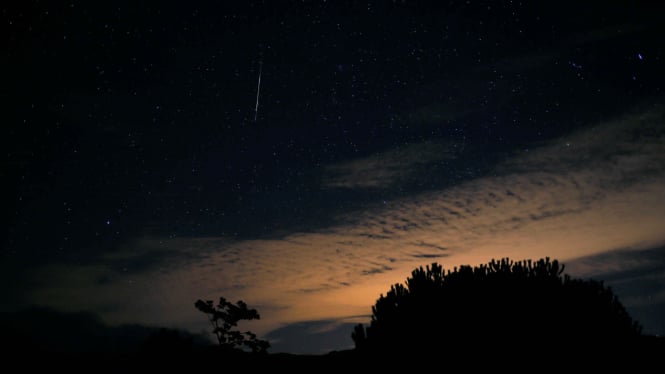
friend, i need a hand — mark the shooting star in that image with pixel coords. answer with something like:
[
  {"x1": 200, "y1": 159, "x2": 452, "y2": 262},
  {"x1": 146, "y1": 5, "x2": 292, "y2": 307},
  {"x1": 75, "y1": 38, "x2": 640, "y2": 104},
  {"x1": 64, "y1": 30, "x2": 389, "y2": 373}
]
[{"x1": 254, "y1": 60, "x2": 263, "y2": 122}]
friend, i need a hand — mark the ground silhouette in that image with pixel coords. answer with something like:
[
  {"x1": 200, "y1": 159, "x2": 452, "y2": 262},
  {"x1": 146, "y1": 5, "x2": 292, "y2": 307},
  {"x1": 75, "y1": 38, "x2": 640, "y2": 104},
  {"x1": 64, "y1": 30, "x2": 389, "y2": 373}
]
[
  {"x1": 352, "y1": 258, "x2": 643, "y2": 357},
  {"x1": 3, "y1": 261, "x2": 663, "y2": 370}
]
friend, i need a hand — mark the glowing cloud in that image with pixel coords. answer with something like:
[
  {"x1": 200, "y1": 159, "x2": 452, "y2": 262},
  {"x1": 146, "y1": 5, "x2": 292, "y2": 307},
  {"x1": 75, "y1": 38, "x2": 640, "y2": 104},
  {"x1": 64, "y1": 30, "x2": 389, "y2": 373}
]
[{"x1": 21, "y1": 106, "x2": 665, "y2": 346}]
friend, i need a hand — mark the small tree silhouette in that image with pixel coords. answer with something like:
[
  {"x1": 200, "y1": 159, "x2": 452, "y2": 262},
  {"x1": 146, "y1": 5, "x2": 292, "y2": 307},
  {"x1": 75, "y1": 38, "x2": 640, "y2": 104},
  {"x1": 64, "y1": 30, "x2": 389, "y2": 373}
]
[
  {"x1": 195, "y1": 297, "x2": 269, "y2": 353},
  {"x1": 353, "y1": 258, "x2": 642, "y2": 354}
]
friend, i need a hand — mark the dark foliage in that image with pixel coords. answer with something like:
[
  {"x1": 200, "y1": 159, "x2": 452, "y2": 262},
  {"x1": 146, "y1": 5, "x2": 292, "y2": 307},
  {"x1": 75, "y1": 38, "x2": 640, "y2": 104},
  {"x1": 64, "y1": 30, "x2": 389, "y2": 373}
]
[
  {"x1": 195, "y1": 297, "x2": 270, "y2": 353},
  {"x1": 352, "y1": 258, "x2": 642, "y2": 354}
]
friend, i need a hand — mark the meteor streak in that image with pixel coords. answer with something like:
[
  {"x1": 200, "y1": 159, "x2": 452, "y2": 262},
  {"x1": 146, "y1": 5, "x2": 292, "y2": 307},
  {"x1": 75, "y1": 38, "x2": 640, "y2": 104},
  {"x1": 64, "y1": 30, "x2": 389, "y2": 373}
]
[{"x1": 254, "y1": 60, "x2": 262, "y2": 122}]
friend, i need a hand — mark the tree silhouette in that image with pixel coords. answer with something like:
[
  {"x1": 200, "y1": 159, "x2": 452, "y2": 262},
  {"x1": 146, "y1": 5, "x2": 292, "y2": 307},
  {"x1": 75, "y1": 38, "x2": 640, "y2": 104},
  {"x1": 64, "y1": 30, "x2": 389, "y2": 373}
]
[
  {"x1": 352, "y1": 258, "x2": 642, "y2": 354},
  {"x1": 195, "y1": 297, "x2": 270, "y2": 353}
]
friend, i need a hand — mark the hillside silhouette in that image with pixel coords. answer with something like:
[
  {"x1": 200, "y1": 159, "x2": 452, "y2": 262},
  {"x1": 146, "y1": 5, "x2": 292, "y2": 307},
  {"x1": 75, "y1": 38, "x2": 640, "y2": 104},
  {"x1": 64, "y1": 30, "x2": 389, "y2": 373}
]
[{"x1": 0, "y1": 307, "x2": 208, "y2": 354}]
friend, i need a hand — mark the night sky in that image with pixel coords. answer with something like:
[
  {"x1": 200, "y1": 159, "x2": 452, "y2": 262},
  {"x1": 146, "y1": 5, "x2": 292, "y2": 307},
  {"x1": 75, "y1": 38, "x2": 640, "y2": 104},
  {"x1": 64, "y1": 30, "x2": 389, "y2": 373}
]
[{"x1": 3, "y1": 1, "x2": 665, "y2": 354}]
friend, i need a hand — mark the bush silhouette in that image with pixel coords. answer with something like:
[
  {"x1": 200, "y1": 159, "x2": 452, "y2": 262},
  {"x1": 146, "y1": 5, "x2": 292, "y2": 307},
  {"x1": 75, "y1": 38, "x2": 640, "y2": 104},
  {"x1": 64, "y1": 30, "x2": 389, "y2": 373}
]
[
  {"x1": 195, "y1": 297, "x2": 270, "y2": 353},
  {"x1": 353, "y1": 258, "x2": 641, "y2": 354}
]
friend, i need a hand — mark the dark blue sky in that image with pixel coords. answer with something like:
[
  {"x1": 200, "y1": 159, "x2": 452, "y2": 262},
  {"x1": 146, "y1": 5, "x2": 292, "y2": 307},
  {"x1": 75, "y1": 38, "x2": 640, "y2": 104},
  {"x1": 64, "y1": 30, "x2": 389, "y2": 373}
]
[{"x1": 3, "y1": 1, "x2": 665, "y2": 353}]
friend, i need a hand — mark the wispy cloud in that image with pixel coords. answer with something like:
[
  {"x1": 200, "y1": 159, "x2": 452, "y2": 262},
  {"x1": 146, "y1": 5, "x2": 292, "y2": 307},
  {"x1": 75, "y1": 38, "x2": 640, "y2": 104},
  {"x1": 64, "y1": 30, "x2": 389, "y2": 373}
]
[
  {"x1": 565, "y1": 245, "x2": 665, "y2": 334},
  {"x1": 322, "y1": 142, "x2": 456, "y2": 189},
  {"x1": 17, "y1": 105, "x2": 665, "y2": 344},
  {"x1": 266, "y1": 316, "x2": 365, "y2": 354}
]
